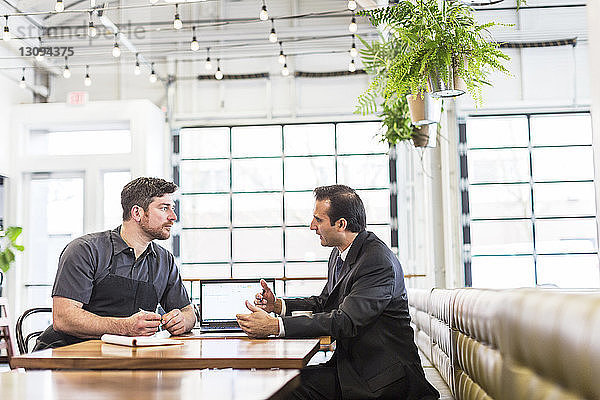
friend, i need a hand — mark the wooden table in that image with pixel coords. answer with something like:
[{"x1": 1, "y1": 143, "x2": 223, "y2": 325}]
[
  {"x1": 0, "y1": 369, "x2": 300, "y2": 400},
  {"x1": 10, "y1": 337, "x2": 320, "y2": 370}
]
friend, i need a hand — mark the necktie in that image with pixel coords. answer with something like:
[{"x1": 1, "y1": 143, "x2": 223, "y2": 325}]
[{"x1": 333, "y1": 256, "x2": 344, "y2": 287}]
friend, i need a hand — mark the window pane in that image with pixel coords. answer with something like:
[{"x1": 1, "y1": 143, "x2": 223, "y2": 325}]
[
  {"x1": 232, "y1": 159, "x2": 282, "y2": 191},
  {"x1": 103, "y1": 171, "x2": 131, "y2": 230},
  {"x1": 284, "y1": 124, "x2": 335, "y2": 156},
  {"x1": 181, "y1": 229, "x2": 230, "y2": 263},
  {"x1": 232, "y1": 126, "x2": 281, "y2": 157},
  {"x1": 285, "y1": 262, "x2": 328, "y2": 278},
  {"x1": 467, "y1": 149, "x2": 530, "y2": 183},
  {"x1": 532, "y1": 147, "x2": 594, "y2": 181},
  {"x1": 180, "y1": 127, "x2": 229, "y2": 158},
  {"x1": 537, "y1": 255, "x2": 600, "y2": 288},
  {"x1": 469, "y1": 184, "x2": 531, "y2": 219},
  {"x1": 535, "y1": 218, "x2": 597, "y2": 253},
  {"x1": 180, "y1": 264, "x2": 230, "y2": 279},
  {"x1": 470, "y1": 220, "x2": 533, "y2": 255},
  {"x1": 533, "y1": 182, "x2": 596, "y2": 217},
  {"x1": 530, "y1": 114, "x2": 592, "y2": 146},
  {"x1": 232, "y1": 228, "x2": 282, "y2": 262},
  {"x1": 29, "y1": 128, "x2": 131, "y2": 155},
  {"x1": 471, "y1": 256, "x2": 535, "y2": 288},
  {"x1": 338, "y1": 155, "x2": 389, "y2": 188},
  {"x1": 285, "y1": 280, "x2": 327, "y2": 297},
  {"x1": 181, "y1": 194, "x2": 230, "y2": 228},
  {"x1": 466, "y1": 116, "x2": 528, "y2": 148},
  {"x1": 180, "y1": 160, "x2": 230, "y2": 192},
  {"x1": 368, "y1": 225, "x2": 391, "y2": 248},
  {"x1": 358, "y1": 189, "x2": 390, "y2": 224},
  {"x1": 284, "y1": 157, "x2": 336, "y2": 191},
  {"x1": 28, "y1": 174, "x2": 84, "y2": 284},
  {"x1": 232, "y1": 193, "x2": 282, "y2": 227},
  {"x1": 233, "y1": 263, "x2": 284, "y2": 278},
  {"x1": 336, "y1": 122, "x2": 388, "y2": 154},
  {"x1": 285, "y1": 227, "x2": 332, "y2": 261},
  {"x1": 284, "y1": 192, "x2": 314, "y2": 226}
]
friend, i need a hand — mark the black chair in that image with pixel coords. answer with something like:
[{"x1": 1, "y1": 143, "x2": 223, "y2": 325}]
[{"x1": 16, "y1": 307, "x2": 52, "y2": 354}]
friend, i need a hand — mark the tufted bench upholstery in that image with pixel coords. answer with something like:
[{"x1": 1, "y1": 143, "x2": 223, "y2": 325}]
[{"x1": 407, "y1": 288, "x2": 600, "y2": 400}]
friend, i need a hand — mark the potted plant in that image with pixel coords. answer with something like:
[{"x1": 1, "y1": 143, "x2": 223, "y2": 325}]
[
  {"x1": 356, "y1": 0, "x2": 510, "y2": 135},
  {"x1": 0, "y1": 226, "x2": 24, "y2": 297}
]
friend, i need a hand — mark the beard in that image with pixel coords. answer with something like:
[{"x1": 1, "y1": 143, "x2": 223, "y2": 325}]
[{"x1": 140, "y1": 217, "x2": 171, "y2": 240}]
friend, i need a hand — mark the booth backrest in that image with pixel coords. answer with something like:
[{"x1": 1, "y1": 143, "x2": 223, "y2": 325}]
[{"x1": 407, "y1": 288, "x2": 600, "y2": 400}]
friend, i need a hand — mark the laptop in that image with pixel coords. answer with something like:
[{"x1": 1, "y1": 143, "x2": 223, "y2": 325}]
[{"x1": 198, "y1": 278, "x2": 276, "y2": 333}]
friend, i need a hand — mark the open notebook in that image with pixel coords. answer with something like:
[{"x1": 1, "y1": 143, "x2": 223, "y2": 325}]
[
  {"x1": 199, "y1": 279, "x2": 276, "y2": 333},
  {"x1": 101, "y1": 330, "x2": 183, "y2": 347}
]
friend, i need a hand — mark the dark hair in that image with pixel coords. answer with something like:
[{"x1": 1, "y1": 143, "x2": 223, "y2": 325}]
[
  {"x1": 121, "y1": 177, "x2": 178, "y2": 220},
  {"x1": 313, "y1": 185, "x2": 366, "y2": 233}
]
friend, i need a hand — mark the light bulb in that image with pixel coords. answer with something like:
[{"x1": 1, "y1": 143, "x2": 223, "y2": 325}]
[
  {"x1": 348, "y1": 59, "x2": 356, "y2": 72},
  {"x1": 259, "y1": 5, "x2": 268, "y2": 21},
  {"x1": 19, "y1": 77, "x2": 26, "y2": 88},
  {"x1": 84, "y1": 74, "x2": 92, "y2": 86},
  {"x1": 205, "y1": 57, "x2": 212, "y2": 70},
  {"x1": 269, "y1": 28, "x2": 277, "y2": 43},
  {"x1": 349, "y1": 17, "x2": 357, "y2": 33},
  {"x1": 112, "y1": 43, "x2": 121, "y2": 57},
  {"x1": 215, "y1": 68, "x2": 223, "y2": 80},
  {"x1": 191, "y1": 38, "x2": 199, "y2": 52},
  {"x1": 3, "y1": 26, "x2": 10, "y2": 41},
  {"x1": 174, "y1": 14, "x2": 182, "y2": 30},
  {"x1": 281, "y1": 64, "x2": 289, "y2": 76},
  {"x1": 278, "y1": 52, "x2": 286, "y2": 65},
  {"x1": 347, "y1": 0, "x2": 357, "y2": 11},
  {"x1": 350, "y1": 45, "x2": 358, "y2": 58},
  {"x1": 88, "y1": 23, "x2": 97, "y2": 37},
  {"x1": 36, "y1": 54, "x2": 45, "y2": 61},
  {"x1": 149, "y1": 71, "x2": 157, "y2": 83},
  {"x1": 63, "y1": 66, "x2": 71, "y2": 78},
  {"x1": 134, "y1": 62, "x2": 141, "y2": 75},
  {"x1": 55, "y1": 0, "x2": 64, "y2": 12}
]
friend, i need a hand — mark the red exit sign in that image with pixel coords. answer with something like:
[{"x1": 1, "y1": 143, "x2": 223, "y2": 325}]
[{"x1": 67, "y1": 91, "x2": 88, "y2": 105}]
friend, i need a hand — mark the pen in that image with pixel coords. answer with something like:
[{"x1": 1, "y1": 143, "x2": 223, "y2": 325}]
[{"x1": 139, "y1": 307, "x2": 164, "y2": 330}]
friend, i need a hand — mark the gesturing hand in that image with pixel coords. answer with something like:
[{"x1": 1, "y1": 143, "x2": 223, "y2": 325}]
[
  {"x1": 254, "y1": 279, "x2": 276, "y2": 313},
  {"x1": 236, "y1": 300, "x2": 279, "y2": 338},
  {"x1": 162, "y1": 308, "x2": 186, "y2": 335}
]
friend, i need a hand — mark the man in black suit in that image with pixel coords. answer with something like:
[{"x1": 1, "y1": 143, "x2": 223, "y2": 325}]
[{"x1": 236, "y1": 185, "x2": 439, "y2": 399}]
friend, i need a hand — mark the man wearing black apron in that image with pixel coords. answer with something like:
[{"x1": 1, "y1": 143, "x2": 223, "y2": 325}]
[{"x1": 35, "y1": 177, "x2": 196, "y2": 350}]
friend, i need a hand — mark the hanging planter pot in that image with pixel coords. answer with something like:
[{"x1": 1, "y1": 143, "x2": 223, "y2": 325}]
[
  {"x1": 406, "y1": 93, "x2": 442, "y2": 126},
  {"x1": 428, "y1": 63, "x2": 465, "y2": 98},
  {"x1": 411, "y1": 124, "x2": 437, "y2": 148}
]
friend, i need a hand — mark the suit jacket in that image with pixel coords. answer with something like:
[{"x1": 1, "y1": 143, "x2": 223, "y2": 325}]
[{"x1": 283, "y1": 231, "x2": 435, "y2": 399}]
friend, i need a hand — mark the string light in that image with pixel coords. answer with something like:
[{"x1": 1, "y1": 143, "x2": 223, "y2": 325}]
[
  {"x1": 205, "y1": 48, "x2": 212, "y2": 70},
  {"x1": 349, "y1": 13, "x2": 357, "y2": 33},
  {"x1": 190, "y1": 27, "x2": 199, "y2": 51},
  {"x1": 281, "y1": 63, "x2": 289, "y2": 76},
  {"x1": 19, "y1": 68, "x2": 26, "y2": 88},
  {"x1": 215, "y1": 59, "x2": 223, "y2": 80},
  {"x1": 112, "y1": 33, "x2": 121, "y2": 57},
  {"x1": 173, "y1": 4, "x2": 183, "y2": 30},
  {"x1": 348, "y1": 58, "x2": 356, "y2": 72},
  {"x1": 84, "y1": 65, "x2": 92, "y2": 86},
  {"x1": 149, "y1": 62, "x2": 157, "y2": 83},
  {"x1": 350, "y1": 34, "x2": 358, "y2": 58},
  {"x1": 347, "y1": 0, "x2": 357, "y2": 11},
  {"x1": 55, "y1": 0, "x2": 64, "y2": 12},
  {"x1": 134, "y1": 53, "x2": 141, "y2": 75},
  {"x1": 259, "y1": 0, "x2": 269, "y2": 21},
  {"x1": 88, "y1": 12, "x2": 97, "y2": 37},
  {"x1": 276, "y1": 41, "x2": 286, "y2": 65},
  {"x1": 63, "y1": 56, "x2": 71, "y2": 78},
  {"x1": 268, "y1": 19, "x2": 277, "y2": 43},
  {"x1": 3, "y1": 16, "x2": 11, "y2": 41}
]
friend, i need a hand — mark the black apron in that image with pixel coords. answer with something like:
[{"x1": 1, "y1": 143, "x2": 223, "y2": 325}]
[{"x1": 33, "y1": 235, "x2": 159, "y2": 351}]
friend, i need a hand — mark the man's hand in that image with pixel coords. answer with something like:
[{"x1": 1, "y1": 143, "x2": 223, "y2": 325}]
[
  {"x1": 236, "y1": 300, "x2": 280, "y2": 338},
  {"x1": 125, "y1": 311, "x2": 161, "y2": 336},
  {"x1": 254, "y1": 279, "x2": 280, "y2": 313},
  {"x1": 162, "y1": 308, "x2": 186, "y2": 335}
]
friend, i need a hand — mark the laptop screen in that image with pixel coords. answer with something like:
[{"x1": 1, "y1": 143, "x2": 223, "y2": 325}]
[{"x1": 200, "y1": 279, "x2": 276, "y2": 324}]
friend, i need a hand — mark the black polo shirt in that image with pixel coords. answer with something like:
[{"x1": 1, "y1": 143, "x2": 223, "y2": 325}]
[{"x1": 52, "y1": 227, "x2": 190, "y2": 312}]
